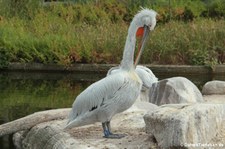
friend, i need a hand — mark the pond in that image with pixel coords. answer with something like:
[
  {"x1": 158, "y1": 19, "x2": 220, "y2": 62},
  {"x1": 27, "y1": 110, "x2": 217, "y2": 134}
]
[{"x1": 0, "y1": 70, "x2": 224, "y2": 149}]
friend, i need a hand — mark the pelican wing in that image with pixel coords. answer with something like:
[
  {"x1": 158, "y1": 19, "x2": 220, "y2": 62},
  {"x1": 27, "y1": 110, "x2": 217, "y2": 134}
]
[{"x1": 67, "y1": 72, "x2": 128, "y2": 124}]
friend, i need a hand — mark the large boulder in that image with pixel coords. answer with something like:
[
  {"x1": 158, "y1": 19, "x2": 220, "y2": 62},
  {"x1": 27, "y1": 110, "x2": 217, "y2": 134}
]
[
  {"x1": 202, "y1": 80, "x2": 225, "y2": 95},
  {"x1": 148, "y1": 77, "x2": 204, "y2": 105},
  {"x1": 144, "y1": 103, "x2": 225, "y2": 149}
]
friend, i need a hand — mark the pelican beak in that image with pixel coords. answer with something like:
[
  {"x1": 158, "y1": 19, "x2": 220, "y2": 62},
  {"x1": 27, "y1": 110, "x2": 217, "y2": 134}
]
[{"x1": 134, "y1": 25, "x2": 150, "y2": 67}]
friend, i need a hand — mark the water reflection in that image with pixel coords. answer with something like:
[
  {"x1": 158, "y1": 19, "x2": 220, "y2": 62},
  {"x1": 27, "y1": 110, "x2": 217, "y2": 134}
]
[
  {"x1": 0, "y1": 72, "x2": 97, "y2": 149},
  {"x1": 0, "y1": 71, "x2": 224, "y2": 149}
]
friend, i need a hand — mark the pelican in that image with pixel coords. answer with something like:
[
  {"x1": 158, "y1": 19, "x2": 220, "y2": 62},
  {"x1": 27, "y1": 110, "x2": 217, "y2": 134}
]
[{"x1": 64, "y1": 9, "x2": 157, "y2": 139}]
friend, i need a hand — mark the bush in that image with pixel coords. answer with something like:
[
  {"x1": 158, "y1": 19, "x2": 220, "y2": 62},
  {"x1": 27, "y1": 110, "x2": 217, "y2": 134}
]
[
  {"x1": 203, "y1": 0, "x2": 225, "y2": 18},
  {"x1": 0, "y1": 0, "x2": 41, "y2": 19}
]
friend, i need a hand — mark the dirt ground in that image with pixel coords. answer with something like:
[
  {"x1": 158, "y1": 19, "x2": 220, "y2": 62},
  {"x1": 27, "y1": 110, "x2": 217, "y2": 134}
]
[
  {"x1": 68, "y1": 124, "x2": 157, "y2": 149},
  {"x1": 64, "y1": 102, "x2": 158, "y2": 149}
]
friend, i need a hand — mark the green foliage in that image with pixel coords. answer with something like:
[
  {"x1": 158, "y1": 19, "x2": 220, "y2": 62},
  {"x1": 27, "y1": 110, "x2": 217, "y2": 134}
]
[
  {"x1": 0, "y1": 48, "x2": 10, "y2": 68},
  {"x1": 0, "y1": 0, "x2": 224, "y2": 67},
  {"x1": 142, "y1": 19, "x2": 225, "y2": 65},
  {"x1": 203, "y1": 0, "x2": 225, "y2": 18},
  {"x1": 0, "y1": 0, "x2": 42, "y2": 19}
]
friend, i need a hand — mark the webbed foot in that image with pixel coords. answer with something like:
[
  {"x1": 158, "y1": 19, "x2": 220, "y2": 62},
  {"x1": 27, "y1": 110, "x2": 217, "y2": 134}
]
[
  {"x1": 104, "y1": 133, "x2": 126, "y2": 139},
  {"x1": 102, "y1": 121, "x2": 125, "y2": 139}
]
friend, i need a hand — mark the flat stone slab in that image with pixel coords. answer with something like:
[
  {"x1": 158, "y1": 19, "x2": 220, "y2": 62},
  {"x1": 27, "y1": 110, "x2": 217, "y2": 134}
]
[
  {"x1": 144, "y1": 103, "x2": 225, "y2": 149},
  {"x1": 13, "y1": 102, "x2": 158, "y2": 149},
  {"x1": 67, "y1": 102, "x2": 159, "y2": 149},
  {"x1": 202, "y1": 80, "x2": 225, "y2": 95}
]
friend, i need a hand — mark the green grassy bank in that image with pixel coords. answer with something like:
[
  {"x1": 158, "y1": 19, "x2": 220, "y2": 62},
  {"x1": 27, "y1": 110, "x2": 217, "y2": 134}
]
[{"x1": 0, "y1": 0, "x2": 225, "y2": 68}]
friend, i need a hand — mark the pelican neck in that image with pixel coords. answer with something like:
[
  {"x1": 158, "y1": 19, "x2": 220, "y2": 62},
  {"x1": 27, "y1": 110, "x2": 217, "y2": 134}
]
[{"x1": 120, "y1": 20, "x2": 138, "y2": 71}]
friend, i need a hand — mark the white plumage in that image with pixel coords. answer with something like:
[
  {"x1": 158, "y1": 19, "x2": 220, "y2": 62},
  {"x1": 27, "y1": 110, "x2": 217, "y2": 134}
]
[
  {"x1": 65, "y1": 8, "x2": 157, "y2": 138},
  {"x1": 107, "y1": 65, "x2": 158, "y2": 102},
  {"x1": 107, "y1": 65, "x2": 158, "y2": 91},
  {"x1": 67, "y1": 71, "x2": 141, "y2": 127}
]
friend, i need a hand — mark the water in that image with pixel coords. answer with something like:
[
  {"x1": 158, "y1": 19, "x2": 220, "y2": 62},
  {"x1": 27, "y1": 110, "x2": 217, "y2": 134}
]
[
  {"x1": 0, "y1": 71, "x2": 224, "y2": 149},
  {"x1": 0, "y1": 71, "x2": 104, "y2": 149}
]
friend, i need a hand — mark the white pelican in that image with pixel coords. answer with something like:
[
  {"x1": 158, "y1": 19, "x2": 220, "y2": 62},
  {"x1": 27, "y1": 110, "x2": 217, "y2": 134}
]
[{"x1": 65, "y1": 9, "x2": 157, "y2": 138}]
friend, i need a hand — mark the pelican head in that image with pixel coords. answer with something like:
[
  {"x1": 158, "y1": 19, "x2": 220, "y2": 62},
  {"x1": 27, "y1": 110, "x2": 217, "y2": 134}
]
[
  {"x1": 135, "y1": 9, "x2": 157, "y2": 31},
  {"x1": 121, "y1": 8, "x2": 157, "y2": 70},
  {"x1": 133, "y1": 9, "x2": 157, "y2": 66}
]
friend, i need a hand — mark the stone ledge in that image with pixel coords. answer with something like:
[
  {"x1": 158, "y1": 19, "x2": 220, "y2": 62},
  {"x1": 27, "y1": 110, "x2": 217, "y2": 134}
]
[{"x1": 1, "y1": 63, "x2": 220, "y2": 75}]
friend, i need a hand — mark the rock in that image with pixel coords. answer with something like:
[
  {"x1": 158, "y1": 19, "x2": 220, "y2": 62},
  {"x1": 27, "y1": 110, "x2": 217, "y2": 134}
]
[
  {"x1": 144, "y1": 103, "x2": 225, "y2": 149},
  {"x1": 130, "y1": 101, "x2": 159, "y2": 112},
  {"x1": 136, "y1": 88, "x2": 151, "y2": 102},
  {"x1": 13, "y1": 102, "x2": 159, "y2": 149},
  {"x1": 148, "y1": 77, "x2": 204, "y2": 105},
  {"x1": 67, "y1": 102, "x2": 159, "y2": 149},
  {"x1": 202, "y1": 80, "x2": 225, "y2": 95},
  {"x1": 204, "y1": 95, "x2": 225, "y2": 104},
  {"x1": 13, "y1": 120, "x2": 85, "y2": 149},
  {"x1": 13, "y1": 130, "x2": 28, "y2": 149},
  {"x1": 112, "y1": 101, "x2": 159, "y2": 129}
]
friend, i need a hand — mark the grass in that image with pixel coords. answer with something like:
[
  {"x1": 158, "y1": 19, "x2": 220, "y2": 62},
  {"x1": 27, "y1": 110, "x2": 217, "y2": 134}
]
[
  {"x1": 144, "y1": 19, "x2": 225, "y2": 66},
  {"x1": 0, "y1": 12, "x2": 127, "y2": 66},
  {"x1": 0, "y1": 1, "x2": 225, "y2": 67}
]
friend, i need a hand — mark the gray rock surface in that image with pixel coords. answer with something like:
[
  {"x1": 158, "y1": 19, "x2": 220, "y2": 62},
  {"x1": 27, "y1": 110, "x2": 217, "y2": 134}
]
[
  {"x1": 148, "y1": 77, "x2": 204, "y2": 105},
  {"x1": 144, "y1": 103, "x2": 225, "y2": 149},
  {"x1": 13, "y1": 102, "x2": 159, "y2": 149},
  {"x1": 13, "y1": 120, "x2": 84, "y2": 149},
  {"x1": 204, "y1": 94, "x2": 225, "y2": 104},
  {"x1": 67, "y1": 101, "x2": 159, "y2": 149},
  {"x1": 202, "y1": 80, "x2": 225, "y2": 95}
]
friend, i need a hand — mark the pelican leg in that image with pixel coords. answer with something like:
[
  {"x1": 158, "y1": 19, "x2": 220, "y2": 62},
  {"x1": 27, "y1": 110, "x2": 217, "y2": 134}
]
[
  {"x1": 102, "y1": 122, "x2": 110, "y2": 136},
  {"x1": 102, "y1": 121, "x2": 126, "y2": 139},
  {"x1": 106, "y1": 121, "x2": 112, "y2": 134}
]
